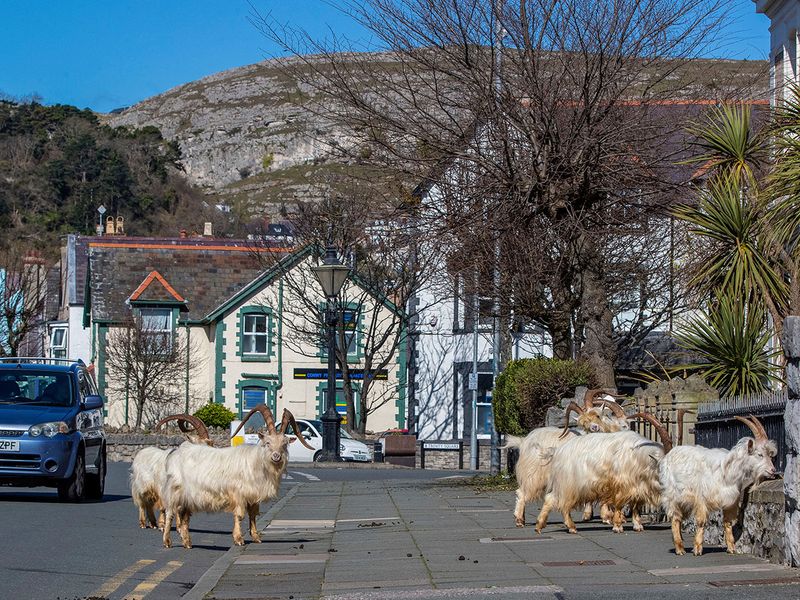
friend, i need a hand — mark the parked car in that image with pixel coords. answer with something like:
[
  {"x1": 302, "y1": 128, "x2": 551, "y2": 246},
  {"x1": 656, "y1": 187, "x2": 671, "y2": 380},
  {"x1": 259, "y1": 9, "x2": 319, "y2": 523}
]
[
  {"x1": 278, "y1": 418, "x2": 372, "y2": 462},
  {"x1": 0, "y1": 358, "x2": 106, "y2": 501}
]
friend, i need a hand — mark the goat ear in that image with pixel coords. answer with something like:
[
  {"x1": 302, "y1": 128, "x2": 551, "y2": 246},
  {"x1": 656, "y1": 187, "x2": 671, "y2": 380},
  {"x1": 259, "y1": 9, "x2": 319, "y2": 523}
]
[
  {"x1": 288, "y1": 437, "x2": 297, "y2": 445},
  {"x1": 746, "y1": 438, "x2": 754, "y2": 453},
  {"x1": 258, "y1": 430, "x2": 266, "y2": 441}
]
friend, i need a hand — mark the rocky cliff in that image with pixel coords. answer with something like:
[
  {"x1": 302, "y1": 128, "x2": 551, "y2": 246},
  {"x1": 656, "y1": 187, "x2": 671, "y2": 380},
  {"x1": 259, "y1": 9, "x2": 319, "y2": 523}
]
[{"x1": 109, "y1": 55, "x2": 768, "y2": 215}]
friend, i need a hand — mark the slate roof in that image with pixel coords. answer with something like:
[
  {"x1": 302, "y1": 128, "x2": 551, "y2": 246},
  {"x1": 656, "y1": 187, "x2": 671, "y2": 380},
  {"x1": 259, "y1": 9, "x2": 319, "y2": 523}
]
[{"x1": 86, "y1": 237, "x2": 291, "y2": 322}]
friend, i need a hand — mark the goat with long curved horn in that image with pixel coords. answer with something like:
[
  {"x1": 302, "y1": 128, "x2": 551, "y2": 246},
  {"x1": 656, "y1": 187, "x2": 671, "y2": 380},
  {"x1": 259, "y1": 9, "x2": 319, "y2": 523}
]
[
  {"x1": 734, "y1": 414, "x2": 768, "y2": 440},
  {"x1": 559, "y1": 401, "x2": 585, "y2": 439},
  {"x1": 677, "y1": 409, "x2": 695, "y2": 445},
  {"x1": 156, "y1": 414, "x2": 210, "y2": 442},
  {"x1": 279, "y1": 408, "x2": 315, "y2": 450},
  {"x1": 230, "y1": 403, "x2": 277, "y2": 438},
  {"x1": 629, "y1": 412, "x2": 673, "y2": 453}
]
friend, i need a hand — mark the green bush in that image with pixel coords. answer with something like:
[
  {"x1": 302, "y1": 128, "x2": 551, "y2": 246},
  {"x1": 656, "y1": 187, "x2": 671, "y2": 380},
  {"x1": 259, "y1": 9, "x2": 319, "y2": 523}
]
[
  {"x1": 492, "y1": 358, "x2": 598, "y2": 435},
  {"x1": 193, "y1": 402, "x2": 236, "y2": 429}
]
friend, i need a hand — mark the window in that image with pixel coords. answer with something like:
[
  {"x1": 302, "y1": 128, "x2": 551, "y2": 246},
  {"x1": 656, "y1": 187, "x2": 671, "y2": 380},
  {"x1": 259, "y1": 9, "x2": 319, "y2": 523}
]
[
  {"x1": 140, "y1": 308, "x2": 173, "y2": 354},
  {"x1": 49, "y1": 327, "x2": 67, "y2": 359},
  {"x1": 340, "y1": 310, "x2": 358, "y2": 354},
  {"x1": 242, "y1": 314, "x2": 268, "y2": 355}
]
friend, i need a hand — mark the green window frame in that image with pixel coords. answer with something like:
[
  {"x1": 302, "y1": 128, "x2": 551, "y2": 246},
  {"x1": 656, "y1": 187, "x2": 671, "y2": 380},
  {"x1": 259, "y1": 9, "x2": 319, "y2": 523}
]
[{"x1": 236, "y1": 306, "x2": 275, "y2": 362}]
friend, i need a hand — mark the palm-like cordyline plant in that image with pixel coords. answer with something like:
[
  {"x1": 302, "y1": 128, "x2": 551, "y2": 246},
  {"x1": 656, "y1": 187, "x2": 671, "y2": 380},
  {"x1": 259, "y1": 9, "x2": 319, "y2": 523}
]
[
  {"x1": 673, "y1": 102, "x2": 785, "y2": 394},
  {"x1": 675, "y1": 295, "x2": 781, "y2": 396}
]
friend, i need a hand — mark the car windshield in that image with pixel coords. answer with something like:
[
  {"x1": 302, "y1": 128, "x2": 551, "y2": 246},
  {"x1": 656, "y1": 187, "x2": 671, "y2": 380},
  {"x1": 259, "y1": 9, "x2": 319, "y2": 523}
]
[
  {"x1": 0, "y1": 371, "x2": 73, "y2": 407},
  {"x1": 306, "y1": 419, "x2": 353, "y2": 439}
]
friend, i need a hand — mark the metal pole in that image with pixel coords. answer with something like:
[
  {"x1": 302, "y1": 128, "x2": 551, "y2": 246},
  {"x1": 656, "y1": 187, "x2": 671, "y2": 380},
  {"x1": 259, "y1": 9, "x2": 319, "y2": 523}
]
[
  {"x1": 470, "y1": 287, "x2": 479, "y2": 470},
  {"x1": 320, "y1": 300, "x2": 341, "y2": 461}
]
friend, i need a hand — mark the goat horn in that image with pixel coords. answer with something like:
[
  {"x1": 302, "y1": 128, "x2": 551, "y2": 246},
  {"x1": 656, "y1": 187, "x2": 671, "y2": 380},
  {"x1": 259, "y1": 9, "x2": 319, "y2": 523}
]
[
  {"x1": 630, "y1": 412, "x2": 673, "y2": 453},
  {"x1": 231, "y1": 403, "x2": 277, "y2": 439},
  {"x1": 676, "y1": 409, "x2": 695, "y2": 446},
  {"x1": 280, "y1": 408, "x2": 315, "y2": 450},
  {"x1": 559, "y1": 401, "x2": 584, "y2": 439},
  {"x1": 734, "y1": 415, "x2": 767, "y2": 440},
  {"x1": 155, "y1": 414, "x2": 210, "y2": 440},
  {"x1": 596, "y1": 399, "x2": 626, "y2": 419},
  {"x1": 583, "y1": 389, "x2": 602, "y2": 410}
]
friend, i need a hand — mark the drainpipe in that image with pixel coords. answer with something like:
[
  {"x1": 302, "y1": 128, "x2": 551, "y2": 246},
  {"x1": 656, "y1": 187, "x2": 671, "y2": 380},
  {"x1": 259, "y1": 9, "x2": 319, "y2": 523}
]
[
  {"x1": 185, "y1": 322, "x2": 190, "y2": 414},
  {"x1": 276, "y1": 280, "x2": 284, "y2": 403}
]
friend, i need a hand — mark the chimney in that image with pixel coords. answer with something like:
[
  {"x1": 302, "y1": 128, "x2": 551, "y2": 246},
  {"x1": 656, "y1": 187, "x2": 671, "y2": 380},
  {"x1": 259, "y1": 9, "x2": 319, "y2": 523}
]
[
  {"x1": 179, "y1": 229, "x2": 188, "y2": 238},
  {"x1": 203, "y1": 222, "x2": 213, "y2": 237}
]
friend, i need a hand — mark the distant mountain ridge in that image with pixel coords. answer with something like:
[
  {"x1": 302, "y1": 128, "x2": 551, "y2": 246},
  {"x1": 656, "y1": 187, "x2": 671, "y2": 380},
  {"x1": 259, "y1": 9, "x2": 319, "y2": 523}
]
[{"x1": 109, "y1": 54, "x2": 769, "y2": 214}]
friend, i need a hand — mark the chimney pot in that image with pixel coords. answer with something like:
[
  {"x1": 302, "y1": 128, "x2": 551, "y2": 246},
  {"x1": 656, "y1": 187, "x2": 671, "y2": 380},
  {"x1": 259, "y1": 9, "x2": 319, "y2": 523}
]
[{"x1": 179, "y1": 229, "x2": 188, "y2": 238}]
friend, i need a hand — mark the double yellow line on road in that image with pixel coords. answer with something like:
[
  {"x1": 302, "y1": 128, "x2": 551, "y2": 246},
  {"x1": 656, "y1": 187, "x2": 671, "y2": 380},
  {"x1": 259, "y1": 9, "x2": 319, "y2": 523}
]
[{"x1": 91, "y1": 558, "x2": 182, "y2": 599}]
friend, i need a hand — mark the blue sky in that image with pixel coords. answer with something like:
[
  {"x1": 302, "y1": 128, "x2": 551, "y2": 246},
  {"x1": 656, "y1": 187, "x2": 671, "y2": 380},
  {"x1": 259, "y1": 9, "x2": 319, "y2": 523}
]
[{"x1": 0, "y1": 1, "x2": 771, "y2": 114}]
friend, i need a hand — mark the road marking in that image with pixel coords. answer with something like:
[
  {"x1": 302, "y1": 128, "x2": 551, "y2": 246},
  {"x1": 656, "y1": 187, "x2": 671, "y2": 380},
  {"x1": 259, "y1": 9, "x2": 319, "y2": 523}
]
[
  {"x1": 649, "y1": 563, "x2": 787, "y2": 577},
  {"x1": 336, "y1": 516, "x2": 399, "y2": 523},
  {"x1": 90, "y1": 559, "x2": 155, "y2": 598},
  {"x1": 127, "y1": 560, "x2": 183, "y2": 599},
  {"x1": 267, "y1": 518, "x2": 335, "y2": 529},
  {"x1": 293, "y1": 470, "x2": 321, "y2": 481}
]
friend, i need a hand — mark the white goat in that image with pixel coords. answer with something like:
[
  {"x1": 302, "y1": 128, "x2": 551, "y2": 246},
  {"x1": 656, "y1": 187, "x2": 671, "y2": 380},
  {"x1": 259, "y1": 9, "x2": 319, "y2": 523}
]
[
  {"x1": 508, "y1": 389, "x2": 630, "y2": 527},
  {"x1": 534, "y1": 413, "x2": 672, "y2": 534},
  {"x1": 659, "y1": 415, "x2": 777, "y2": 556},
  {"x1": 160, "y1": 405, "x2": 313, "y2": 548},
  {"x1": 130, "y1": 414, "x2": 213, "y2": 529}
]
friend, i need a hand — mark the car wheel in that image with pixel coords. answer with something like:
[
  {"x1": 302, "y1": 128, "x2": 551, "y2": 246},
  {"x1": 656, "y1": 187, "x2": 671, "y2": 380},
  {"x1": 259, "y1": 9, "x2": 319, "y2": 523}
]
[
  {"x1": 86, "y1": 449, "x2": 106, "y2": 501},
  {"x1": 58, "y1": 452, "x2": 86, "y2": 503},
  {"x1": 313, "y1": 451, "x2": 323, "y2": 462}
]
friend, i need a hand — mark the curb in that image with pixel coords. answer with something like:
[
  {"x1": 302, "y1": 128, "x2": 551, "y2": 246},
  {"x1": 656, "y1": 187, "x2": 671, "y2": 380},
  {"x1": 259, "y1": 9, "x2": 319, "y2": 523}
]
[
  {"x1": 183, "y1": 484, "x2": 301, "y2": 600},
  {"x1": 290, "y1": 460, "x2": 413, "y2": 469}
]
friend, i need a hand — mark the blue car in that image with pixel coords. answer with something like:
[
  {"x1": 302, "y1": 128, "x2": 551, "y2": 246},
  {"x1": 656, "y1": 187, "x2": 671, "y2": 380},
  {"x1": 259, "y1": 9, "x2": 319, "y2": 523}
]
[{"x1": 0, "y1": 358, "x2": 106, "y2": 501}]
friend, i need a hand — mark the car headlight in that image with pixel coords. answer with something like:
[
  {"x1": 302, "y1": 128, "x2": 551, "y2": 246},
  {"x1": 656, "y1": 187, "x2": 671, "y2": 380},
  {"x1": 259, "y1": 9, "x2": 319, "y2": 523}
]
[
  {"x1": 28, "y1": 421, "x2": 69, "y2": 437},
  {"x1": 340, "y1": 444, "x2": 346, "y2": 453}
]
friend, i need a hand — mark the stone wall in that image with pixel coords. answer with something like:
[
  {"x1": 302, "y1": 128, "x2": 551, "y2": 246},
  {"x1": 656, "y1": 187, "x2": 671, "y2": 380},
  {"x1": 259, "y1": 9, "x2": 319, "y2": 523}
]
[
  {"x1": 694, "y1": 479, "x2": 786, "y2": 564},
  {"x1": 783, "y1": 316, "x2": 800, "y2": 567},
  {"x1": 414, "y1": 440, "x2": 510, "y2": 472},
  {"x1": 106, "y1": 430, "x2": 231, "y2": 462}
]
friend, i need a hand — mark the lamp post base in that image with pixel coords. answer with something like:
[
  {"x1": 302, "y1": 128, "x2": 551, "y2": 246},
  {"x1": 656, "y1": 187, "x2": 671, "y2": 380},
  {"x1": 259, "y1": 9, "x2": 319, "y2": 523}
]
[{"x1": 320, "y1": 410, "x2": 342, "y2": 462}]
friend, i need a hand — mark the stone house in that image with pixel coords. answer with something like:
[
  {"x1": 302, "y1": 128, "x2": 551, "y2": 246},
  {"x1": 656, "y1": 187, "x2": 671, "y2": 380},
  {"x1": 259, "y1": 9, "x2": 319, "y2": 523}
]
[{"x1": 50, "y1": 234, "x2": 408, "y2": 431}]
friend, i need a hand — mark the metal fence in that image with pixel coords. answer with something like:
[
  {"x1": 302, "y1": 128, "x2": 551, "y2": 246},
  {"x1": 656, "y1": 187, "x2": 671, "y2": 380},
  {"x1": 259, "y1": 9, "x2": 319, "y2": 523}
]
[{"x1": 694, "y1": 391, "x2": 787, "y2": 473}]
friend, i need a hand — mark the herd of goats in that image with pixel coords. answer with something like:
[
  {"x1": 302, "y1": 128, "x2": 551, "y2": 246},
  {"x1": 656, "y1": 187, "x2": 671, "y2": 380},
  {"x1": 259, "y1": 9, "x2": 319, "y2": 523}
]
[{"x1": 129, "y1": 389, "x2": 778, "y2": 557}]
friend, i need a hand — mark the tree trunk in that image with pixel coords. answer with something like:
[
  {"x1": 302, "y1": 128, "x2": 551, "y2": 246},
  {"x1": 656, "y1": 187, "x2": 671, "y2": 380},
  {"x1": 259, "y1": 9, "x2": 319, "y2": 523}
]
[{"x1": 578, "y1": 243, "x2": 617, "y2": 389}]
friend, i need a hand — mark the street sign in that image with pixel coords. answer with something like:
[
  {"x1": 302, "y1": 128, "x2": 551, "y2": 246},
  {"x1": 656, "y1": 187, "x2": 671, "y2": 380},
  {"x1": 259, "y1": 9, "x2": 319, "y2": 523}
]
[{"x1": 468, "y1": 372, "x2": 478, "y2": 391}]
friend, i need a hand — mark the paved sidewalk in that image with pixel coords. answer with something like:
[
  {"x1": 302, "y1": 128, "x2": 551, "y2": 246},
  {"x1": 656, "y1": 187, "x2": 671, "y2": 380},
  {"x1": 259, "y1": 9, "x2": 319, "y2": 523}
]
[{"x1": 187, "y1": 478, "x2": 799, "y2": 600}]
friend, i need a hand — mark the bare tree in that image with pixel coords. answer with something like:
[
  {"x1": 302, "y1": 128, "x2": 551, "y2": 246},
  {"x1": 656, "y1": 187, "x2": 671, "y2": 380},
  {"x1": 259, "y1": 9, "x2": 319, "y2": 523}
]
[
  {"x1": 252, "y1": 188, "x2": 442, "y2": 434},
  {"x1": 254, "y1": 0, "x2": 761, "y2": 387},
  {"x1": 104, "y1": 314, "x2": 202, "y2": 429},
  {"x1": 0, "y1": 250, "x2": 48, "y2": 357}
]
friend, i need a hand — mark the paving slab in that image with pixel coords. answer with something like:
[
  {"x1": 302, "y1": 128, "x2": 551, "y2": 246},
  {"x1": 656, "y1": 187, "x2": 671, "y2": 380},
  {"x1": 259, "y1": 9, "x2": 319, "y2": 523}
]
[{"x1": 190, "y1": 479, "x2": 799, "y2": 600}]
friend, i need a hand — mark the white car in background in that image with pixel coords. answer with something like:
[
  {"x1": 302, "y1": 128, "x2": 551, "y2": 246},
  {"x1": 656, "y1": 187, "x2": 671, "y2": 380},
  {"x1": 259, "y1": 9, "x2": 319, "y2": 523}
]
[{"x1": 280, "y1": 419, "x2": 372, "y2": 463}]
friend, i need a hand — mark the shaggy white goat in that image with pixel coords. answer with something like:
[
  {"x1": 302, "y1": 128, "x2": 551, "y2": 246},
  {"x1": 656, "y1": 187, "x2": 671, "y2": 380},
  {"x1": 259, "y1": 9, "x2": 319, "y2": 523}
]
[
  {"x1": 659, "y1": 415, "x2": 777, "y2": 556},
  {"x1": 534, "y1": 414, "x2": 671, "y2": 534},
  {"x1": 130, "y1": 414, "x2": 213, "y2": 529},
  {"x1": 160, "y1": 405, "x2": 313, "y2": 549},
  {"x1": 508, "y1": 389, "x2": 630, "y2": 527}
]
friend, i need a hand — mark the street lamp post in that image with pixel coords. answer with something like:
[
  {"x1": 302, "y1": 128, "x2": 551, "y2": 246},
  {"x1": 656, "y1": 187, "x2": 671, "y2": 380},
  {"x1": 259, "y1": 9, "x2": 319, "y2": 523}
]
[{"x1": 310, "y1": 246, "x2": 350, "y2": 462}]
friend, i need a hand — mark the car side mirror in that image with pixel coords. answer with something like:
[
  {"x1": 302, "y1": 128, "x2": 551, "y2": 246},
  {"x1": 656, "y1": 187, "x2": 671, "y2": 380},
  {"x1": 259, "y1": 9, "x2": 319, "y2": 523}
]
[{"x1": 82, "y1": 395, "x2": 103, "y2": 410}]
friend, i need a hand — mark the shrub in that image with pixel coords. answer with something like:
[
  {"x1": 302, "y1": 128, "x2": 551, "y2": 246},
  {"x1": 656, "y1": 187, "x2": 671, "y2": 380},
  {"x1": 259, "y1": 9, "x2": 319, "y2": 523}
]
[
  {"x1": 193, "y1": 402, "x2": 236, "y2": 429},
  {"x1": 261, "y1": 152, "x2": 274, "y2": 170},
  {"x1": 492, "y1": 358, "x2": 598, "y2": 435}
]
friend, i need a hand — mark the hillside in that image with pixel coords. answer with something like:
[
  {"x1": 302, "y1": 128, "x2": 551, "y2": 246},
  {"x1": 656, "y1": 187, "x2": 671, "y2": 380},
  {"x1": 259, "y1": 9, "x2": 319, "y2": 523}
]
[{"x1": 109, "y1": 54, "x2": 769, "y2": 214}]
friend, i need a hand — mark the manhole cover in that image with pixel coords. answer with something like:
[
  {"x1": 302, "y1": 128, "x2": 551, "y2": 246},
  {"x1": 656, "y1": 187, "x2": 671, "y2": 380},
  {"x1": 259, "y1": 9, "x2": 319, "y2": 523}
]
[
  {"x1": 709, "y1": 577, "x2": 800, "y2": 588},
  {"x1": 541, "y1": 560, "x2": 616, "y2": 567}
]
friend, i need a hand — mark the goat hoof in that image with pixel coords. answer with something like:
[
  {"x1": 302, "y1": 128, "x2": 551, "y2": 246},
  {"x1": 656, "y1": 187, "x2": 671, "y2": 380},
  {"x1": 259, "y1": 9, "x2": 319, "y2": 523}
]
[
  {"x1": 675, "y1": 548, "x2": 685, "y2": 556},
  {"x1": 163, "y1": 541, "x2": 172, "y2": 549},
  {"x1": 515, "y1": 520, "x2": 525, "y2": 528},
  {"x1": 726, "y1": 548, "x2": 736, "y2": 555},
  {"x1": 693, "y1": 547, "x2": 703, "y2": 556},
  {"x1": 251, "y1": 537, "x2": 262, "y2": 544},
  {"x1": 534, "y1": 527, "x2": 543, "y2": 534},
  {"x1": 234, "y1": 539, "x2": 245, "y2": 546},
  {"x1": 633, "y1": 525, "x2": 644, "y2": 532},
  {"x1": 568, "y1": 528, "x2": 578, "y2": 534}
]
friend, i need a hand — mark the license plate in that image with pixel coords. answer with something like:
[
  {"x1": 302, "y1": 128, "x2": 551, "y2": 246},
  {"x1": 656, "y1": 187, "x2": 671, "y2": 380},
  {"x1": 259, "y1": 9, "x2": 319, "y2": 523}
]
[{"x1": 0, "y1": 440, "x2": 20, "y2": 452}]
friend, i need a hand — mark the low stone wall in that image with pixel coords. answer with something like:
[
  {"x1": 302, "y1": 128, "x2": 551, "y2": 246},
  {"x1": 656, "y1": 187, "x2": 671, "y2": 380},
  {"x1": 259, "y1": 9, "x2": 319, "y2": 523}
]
[
  {"x1": 414, "y1": 440, "x2": 509, "y2": 472},
  {"x1": 106, "y1": 431, "x2": 231, "y2": 462},
  {"x1": 682, "y1": 479, "x2": 785, "y2": 564}
]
